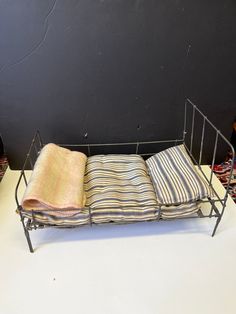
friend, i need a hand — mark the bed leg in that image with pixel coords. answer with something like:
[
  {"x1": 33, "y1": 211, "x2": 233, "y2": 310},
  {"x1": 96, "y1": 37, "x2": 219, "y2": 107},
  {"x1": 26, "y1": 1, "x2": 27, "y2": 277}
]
[
  {"x1": 24, "y1": 227, "x2": 34, "y2": 253},
  {"x1": 211, "y1": 217, "x2": 221, "y2": 237},
  {"x1": 19, "y1": 211, "x2": 34, "y2": 253}
]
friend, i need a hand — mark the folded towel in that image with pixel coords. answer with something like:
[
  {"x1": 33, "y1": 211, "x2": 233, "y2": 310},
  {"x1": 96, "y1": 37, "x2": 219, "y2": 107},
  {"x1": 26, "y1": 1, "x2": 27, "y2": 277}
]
[{"x1": 22, "y1": 143, "x2": 87, "y2": 216}]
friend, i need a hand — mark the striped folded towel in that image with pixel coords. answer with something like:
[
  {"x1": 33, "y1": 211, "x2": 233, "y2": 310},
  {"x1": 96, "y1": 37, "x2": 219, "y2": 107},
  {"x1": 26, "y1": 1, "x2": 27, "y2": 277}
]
[
  {"x1": 146, "y1": 144, "x2": 214, "y2": 205},
  {"x1": 22, "y1": 143, "x2": 87, "y2": 216}
]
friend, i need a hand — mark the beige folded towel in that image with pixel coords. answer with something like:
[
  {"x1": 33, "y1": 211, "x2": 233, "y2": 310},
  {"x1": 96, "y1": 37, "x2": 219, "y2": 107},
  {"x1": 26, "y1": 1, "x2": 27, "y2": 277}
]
[{"x1": 22, "y1": 143, "x2": 87, "y2": 216}]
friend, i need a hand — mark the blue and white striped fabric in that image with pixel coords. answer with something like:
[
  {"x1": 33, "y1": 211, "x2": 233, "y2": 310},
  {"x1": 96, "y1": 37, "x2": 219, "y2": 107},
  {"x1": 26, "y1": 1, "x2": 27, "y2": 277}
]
[{"x1": 146, "y1": 145, "x2": 214, "y2": 205}]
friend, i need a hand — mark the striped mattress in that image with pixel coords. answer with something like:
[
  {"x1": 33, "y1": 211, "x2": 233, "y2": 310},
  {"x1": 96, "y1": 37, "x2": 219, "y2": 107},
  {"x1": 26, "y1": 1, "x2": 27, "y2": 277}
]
[
  {"x1": 85, "y1": 154, "x2": 159, "y2": 223},
  {"x1": 22, "y1": 154, "x2": 201, "y2": 226}
]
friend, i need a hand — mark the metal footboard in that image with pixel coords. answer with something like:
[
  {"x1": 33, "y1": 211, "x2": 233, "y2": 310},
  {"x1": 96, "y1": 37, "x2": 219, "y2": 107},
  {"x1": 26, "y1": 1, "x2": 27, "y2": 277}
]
[{"x1": 183, "y1": 99, "x2": 235, "y2": 236}]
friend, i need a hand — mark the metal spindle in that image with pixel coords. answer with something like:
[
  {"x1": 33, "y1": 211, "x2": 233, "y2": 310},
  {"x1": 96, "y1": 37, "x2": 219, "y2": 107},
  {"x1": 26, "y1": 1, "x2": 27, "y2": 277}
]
[
  {"x1": 199, "y1": 117, "x2": 206, "y2": 164},
  {"x1": 190, "y1": 105, "x2": 195, "y2": 153},
  {"x1": 210, "y1": 131, "x2": 219, "y2": 185},
  {"x1": 183, "y1": 99, "x2": 187, "y2": 140}
]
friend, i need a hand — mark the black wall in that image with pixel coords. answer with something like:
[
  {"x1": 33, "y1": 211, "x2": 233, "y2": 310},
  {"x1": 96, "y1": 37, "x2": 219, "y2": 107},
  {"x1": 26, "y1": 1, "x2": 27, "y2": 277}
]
[{"x1": 0, "y1": 0, "x2": 236, "y2": 169}]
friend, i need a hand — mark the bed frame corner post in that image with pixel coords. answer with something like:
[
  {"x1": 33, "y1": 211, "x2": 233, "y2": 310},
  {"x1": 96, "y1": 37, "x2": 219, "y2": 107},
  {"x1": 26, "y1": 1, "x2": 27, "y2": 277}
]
[
  {"x1": 25, "y1": 230, "x2": 34, "y2": 253},
  {"x1": 212, "y1": 191, "x2": 229, "y2": 237},
  {"x1": 18, "y1": 206, "x2": 34, "y2": 253},
  {"x1": 211, "y1": 216, "x2": 221, "y2": 237}
]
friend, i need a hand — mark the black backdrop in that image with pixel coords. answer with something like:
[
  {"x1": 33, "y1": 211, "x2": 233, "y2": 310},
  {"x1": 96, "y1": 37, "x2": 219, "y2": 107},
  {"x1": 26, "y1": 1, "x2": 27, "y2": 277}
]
[{"x1": 0, "y1": 0, "x2": 236, "y2": 169}]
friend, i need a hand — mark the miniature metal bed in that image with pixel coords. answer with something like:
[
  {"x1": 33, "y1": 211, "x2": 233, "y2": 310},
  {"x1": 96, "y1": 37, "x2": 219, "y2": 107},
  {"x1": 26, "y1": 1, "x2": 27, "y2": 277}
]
[{"x1": 15, "y1": 99, "x2": 235, "y2": 252}]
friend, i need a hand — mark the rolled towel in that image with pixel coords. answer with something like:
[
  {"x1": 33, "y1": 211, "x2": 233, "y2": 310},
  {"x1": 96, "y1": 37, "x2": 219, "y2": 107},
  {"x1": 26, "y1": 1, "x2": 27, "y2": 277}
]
[{"x1": 22, "y1": 143, "x2": 87, "y2": 217}]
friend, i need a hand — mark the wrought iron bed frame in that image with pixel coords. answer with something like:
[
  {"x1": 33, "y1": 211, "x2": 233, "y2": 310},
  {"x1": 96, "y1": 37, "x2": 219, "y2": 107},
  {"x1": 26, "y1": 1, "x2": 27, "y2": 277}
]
[{"x1": 15, "y1": 99, "x2": 235, "y2": 252}]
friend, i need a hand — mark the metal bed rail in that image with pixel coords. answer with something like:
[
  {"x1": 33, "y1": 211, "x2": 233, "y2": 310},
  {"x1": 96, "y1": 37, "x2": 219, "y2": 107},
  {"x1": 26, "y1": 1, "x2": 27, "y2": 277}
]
[{"x1": 60, "y1": 139, "x2": 184, "y2": 157}]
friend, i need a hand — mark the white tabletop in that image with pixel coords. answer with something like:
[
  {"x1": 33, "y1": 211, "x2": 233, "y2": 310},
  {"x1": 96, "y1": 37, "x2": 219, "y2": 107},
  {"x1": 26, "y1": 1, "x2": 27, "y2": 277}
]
[{"x1": 0, "y1": 167, "x2": 236, "y2": 314}]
